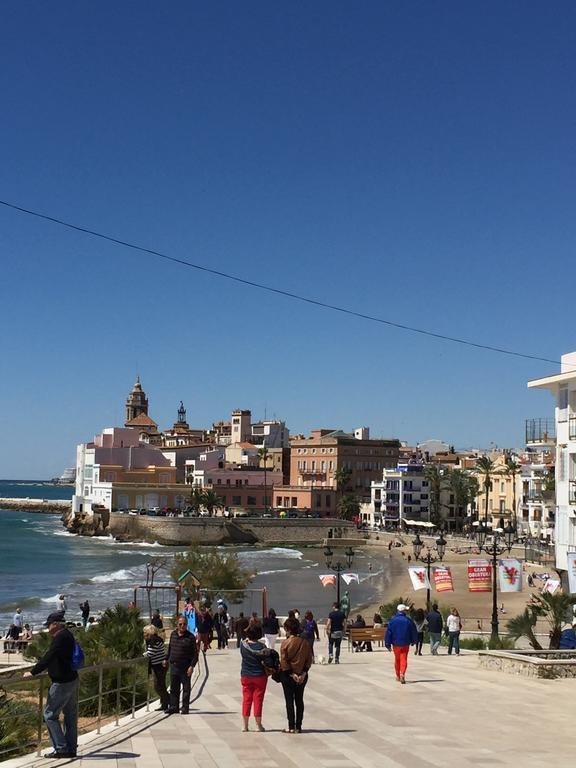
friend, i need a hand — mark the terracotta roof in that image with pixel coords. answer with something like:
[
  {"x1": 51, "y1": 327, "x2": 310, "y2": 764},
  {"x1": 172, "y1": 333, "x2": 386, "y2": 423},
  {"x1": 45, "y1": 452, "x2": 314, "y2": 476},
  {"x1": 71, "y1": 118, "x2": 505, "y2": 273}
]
[{"x1": 125, "y1": 413, "x2": 158, "y2": 428}]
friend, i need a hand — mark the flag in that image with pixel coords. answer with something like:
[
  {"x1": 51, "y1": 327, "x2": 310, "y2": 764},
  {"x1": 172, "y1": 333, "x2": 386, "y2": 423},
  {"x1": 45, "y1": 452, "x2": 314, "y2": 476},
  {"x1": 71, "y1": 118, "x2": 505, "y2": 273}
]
[
  {"x1": 341, "y1": 573, "x2": 359, "y2": 585},
  {"x1": 408, "y1": 566, "x2": 430, "y2": 591},
  {"x1": 319, "y1": 574, "x2": 337, "y2": 588},
  {"x1": 542, "y1": 579, "x2": 560, "y2": 595},
  {"x1": 567, "y1": 552, "x2": 576, "y2": 594},
  {"x1": 498, "y1": 559, "x2": 522, "y2": 592},
  {"x1": 468, "y1": 559, "x2": 492, "y2": 592},
  {"x1": 432, "y1": 565, "x2": 454, "y2": 592}
]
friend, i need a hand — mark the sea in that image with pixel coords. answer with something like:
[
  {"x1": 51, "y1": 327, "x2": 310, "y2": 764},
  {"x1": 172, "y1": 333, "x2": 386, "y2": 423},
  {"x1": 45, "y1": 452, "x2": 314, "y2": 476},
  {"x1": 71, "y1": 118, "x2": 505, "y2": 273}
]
[{"x1": 0, "y1": 480, "x2": 393, "y2": 631}]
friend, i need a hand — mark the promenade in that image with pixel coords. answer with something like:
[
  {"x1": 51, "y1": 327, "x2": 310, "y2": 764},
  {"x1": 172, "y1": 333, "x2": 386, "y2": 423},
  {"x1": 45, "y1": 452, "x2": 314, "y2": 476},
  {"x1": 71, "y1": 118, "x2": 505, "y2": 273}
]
[{"x1": 9, "y1": 643, "x2": 573, "y2": 768}]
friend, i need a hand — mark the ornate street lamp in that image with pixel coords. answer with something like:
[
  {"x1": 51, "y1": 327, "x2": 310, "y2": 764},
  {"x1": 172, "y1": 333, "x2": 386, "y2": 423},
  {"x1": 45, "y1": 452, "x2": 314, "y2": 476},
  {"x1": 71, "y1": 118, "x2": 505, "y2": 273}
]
[
  {"x1": 473, "y1": 519, "x2": 516, "y2": 645},
  {"x1": 411, "y1": 531, "x2": 447, "y2": 610},
  {"x1": 324, "y1": 545, "x2": 355, "y2": 606}
]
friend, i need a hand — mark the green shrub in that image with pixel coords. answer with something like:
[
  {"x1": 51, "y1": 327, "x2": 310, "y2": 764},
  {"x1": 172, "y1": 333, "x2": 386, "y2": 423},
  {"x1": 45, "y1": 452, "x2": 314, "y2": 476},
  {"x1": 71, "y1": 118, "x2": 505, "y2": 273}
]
[
  {"x1": 0, "y1": 690, "x2": 37, "y2": 760},
  {"x1": 459, "y1": 637, "x2": 487, "y2": 650}
]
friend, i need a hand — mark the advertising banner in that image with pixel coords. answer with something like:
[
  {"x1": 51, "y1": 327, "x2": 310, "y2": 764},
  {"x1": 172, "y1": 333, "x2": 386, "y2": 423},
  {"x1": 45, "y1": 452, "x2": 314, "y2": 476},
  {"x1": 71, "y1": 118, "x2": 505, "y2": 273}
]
[
  {"x1": 498, "y1": 559, "x2": 523, "y2": 592},
  {"x1": 432, "y1": 565, "x2": 454, "y2": 593},
  {"x1": 567, "y1": 552, "x2": 576, "y2": 595},
  {"x1": 408, "y1": 566, "x2": 430, "y2": 591},
  {"x1": 341, "y1": 573, "x2": 359, "y2": 585},
  {"x1": 319, "y1": 574, "x2": 337, "y2": 588},
  {"x1": 542, "y1": 578, "x2": 560, "y2": 595},
  {"x1": 468, "y1": 559, "x2": 492, "y2": 592}
]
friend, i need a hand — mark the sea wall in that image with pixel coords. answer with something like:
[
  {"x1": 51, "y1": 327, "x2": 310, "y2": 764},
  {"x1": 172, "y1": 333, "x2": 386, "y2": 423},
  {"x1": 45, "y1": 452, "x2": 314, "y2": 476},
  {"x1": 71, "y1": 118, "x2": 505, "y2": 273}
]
[
  {"x1": 104, "y1": 513, "x2": 357, "y2": 546},
  {"x1": 0, "y1": 498, "x2": 71, "y2": 514}
]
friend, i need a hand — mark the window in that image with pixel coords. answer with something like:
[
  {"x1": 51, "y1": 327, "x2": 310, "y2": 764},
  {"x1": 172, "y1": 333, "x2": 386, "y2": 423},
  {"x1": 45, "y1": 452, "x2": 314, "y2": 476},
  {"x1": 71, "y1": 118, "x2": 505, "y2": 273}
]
[
  {"x1": 499, "y1": 499, "x2": 506, "y2": 513},
  {"x1": 500, "y1": 482, "x2": 505, "y2": 493},
  {"x1": 291, "y1": 497, "x2": 297, "y2": 507},
  {"x1": 217, "y1": 479, "x2": 222, "y2": 485},
  {"x1": 226, "y1": 479, "x2": 230, "y2": 486},
  {"x1": 247, "y1": 496, "x2": 256, "y2": 506},
  {"x1": 220, "y1": 495, "x2": 226, "y2": 505},
  {"x1": 276, "y1": 496, "x2": 282, "y2": 506},
  {"x1": 329, "y1": 460, "x2": 334, "y2": 471},
  {"x1": 232, "y1": 495, "x2": 241, "y2": 505},
  {"x1": 326, "y1": 495, "x2": 331, "y2": 507},
  {"x1": 321, "y1": 461, "x2": 326, "y2": 472},
  {"x1": 312, "y1": 461, "x2": 316, "y2": 470},
  {"x1": 316, "y1": 495, "x2": 321, "y2": 507}
]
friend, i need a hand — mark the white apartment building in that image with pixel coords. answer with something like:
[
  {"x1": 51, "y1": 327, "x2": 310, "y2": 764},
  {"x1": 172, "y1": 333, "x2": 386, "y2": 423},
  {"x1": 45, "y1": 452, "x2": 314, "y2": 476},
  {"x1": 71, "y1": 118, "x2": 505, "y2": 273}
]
[
  {"x1": 370, "y1": 459, "x2": 431, "y2": 527},
  {"x1": 230, "y1": 409, "x2": 289, "y2": 448},
  {"x1": 528, "y1": 350, "x2": 576, "y2": 569},
  {"x1": 519, "y1": 419, "x2": 555, "y2": 540}
]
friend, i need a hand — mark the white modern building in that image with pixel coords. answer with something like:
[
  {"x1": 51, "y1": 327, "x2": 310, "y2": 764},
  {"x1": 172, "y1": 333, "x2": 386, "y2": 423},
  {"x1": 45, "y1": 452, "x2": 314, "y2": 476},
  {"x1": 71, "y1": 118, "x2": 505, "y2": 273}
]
[
  {"x1": 519, "y1": 420, "x2": 556, "y2": 540},
  {"x1": 528, "y1": 350, "x2": 576, "y2": 569},
  {"x1": 370, "y1": 458, "x2": 431, "y2": 527}
]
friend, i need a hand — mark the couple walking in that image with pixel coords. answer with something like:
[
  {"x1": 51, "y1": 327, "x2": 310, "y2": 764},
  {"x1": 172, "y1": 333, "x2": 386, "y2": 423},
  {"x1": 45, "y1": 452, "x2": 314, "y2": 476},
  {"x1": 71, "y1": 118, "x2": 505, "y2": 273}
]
[{"x1": 240, "y1": 617, "x2": 313, "y2": 734}]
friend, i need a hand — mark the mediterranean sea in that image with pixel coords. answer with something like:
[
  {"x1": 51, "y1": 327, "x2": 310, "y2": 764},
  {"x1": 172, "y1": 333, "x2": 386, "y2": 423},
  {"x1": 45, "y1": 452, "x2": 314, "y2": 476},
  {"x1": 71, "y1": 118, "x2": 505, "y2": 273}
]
[{"x1": 0, "y1": 482, "x2": 391, "y2": 632}]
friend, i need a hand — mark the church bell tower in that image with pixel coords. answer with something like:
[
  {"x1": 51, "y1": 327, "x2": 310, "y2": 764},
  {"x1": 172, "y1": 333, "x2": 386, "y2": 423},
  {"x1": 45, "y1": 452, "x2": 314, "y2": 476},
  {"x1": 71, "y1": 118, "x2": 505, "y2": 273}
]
[{"x1": 125, "y1": 377, "x2": 149, "y2": 424}]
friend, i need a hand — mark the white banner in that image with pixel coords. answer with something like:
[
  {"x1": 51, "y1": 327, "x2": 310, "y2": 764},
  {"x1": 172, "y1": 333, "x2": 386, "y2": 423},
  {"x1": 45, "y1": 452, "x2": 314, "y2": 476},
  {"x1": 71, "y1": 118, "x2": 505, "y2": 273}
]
[
  {"x1": 319, "y1": 574, "x2": 337, "y2": 588},
  {"x1": 542, "y1": 579, "x2": 560, "y2": 595},
  {"x1": 408, "y1": 566, "x2": 430, "y2": 591},
  {"x1": 341, "y1": 573, "x2": 359, "y2": 585},
  {"x1": 567, "y1": 552, "x2": 576, "y2": 595},
  {"x1": 498, "y1": 559, "x2": 523, "y2": 593}
]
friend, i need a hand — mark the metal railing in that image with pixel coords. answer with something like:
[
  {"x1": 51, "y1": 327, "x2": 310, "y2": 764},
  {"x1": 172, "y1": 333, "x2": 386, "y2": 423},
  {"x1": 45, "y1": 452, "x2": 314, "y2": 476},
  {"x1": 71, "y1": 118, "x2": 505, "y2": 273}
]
[
  {"x1": 525, "y1": 418, "x2": 556, "y2": 444},
  {"x1": 0, "y1": 655, "x2": 200, "y2": 762}
]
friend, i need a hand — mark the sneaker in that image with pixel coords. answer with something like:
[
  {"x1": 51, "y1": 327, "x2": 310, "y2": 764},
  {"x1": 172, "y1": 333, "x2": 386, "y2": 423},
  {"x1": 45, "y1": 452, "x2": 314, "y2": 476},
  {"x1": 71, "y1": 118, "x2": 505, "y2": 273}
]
[
  {"x1": 335, "y1": 659, "x2": 340, "y2": 664},
  {"x1": 400, "y1": 675, "x2": 406, "y2": 684},
  {"x1": 328, "y1": 656, "x2": 333, "y2": 664}
]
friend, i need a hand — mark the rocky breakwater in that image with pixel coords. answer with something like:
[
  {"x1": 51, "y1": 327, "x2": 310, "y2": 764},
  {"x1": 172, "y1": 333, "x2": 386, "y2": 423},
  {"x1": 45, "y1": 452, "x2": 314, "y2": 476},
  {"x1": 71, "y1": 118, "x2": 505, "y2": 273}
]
[
  {"x1": 63, "y1": 508, "x2": 110, "y2": 537},
  {"x1": 0, "y1": 497, "x2": 71, "y2": 514}
]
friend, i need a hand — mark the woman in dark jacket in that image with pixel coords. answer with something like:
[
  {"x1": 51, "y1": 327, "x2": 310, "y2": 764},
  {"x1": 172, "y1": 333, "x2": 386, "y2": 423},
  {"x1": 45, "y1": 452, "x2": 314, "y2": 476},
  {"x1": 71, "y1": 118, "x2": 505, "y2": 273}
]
[
  {"x1": 300, "y1": 610, "x2": 320, "y2": 659},
  {"x1": 143, "y1": 625, "x2": 169, "y2": 711},
  {"x1": 262, "y1": 608, "x2": 280, "y2": 649},
  {"x1": 280, "y1": 617, "x2": 313, "y2": 734}
]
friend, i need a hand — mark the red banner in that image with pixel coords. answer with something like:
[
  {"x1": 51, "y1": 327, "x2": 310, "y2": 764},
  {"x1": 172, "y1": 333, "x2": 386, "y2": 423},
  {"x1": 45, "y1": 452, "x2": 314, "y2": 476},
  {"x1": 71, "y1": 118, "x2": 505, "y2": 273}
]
[
  {"x1": 432, "y1": 566, "x2": 454, "y2": 592},
  {"x1": 468, "y1": 559, "x2": 492, "y2": 592}
]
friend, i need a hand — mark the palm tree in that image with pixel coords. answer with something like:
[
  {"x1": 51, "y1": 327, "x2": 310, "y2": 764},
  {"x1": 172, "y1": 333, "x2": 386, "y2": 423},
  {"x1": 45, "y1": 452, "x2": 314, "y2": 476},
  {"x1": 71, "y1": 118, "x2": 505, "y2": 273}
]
[
  {"x1": 505, "y1": 457, "x2": 522, "y2": 527},
  {"x1": 506, "y1": 609, "x2": 542, "y2": 650},
  {"x1": 449, "y1": 469, "x2": 477, "y2": 533},
  {"x1": 203, "y1": 489, "x2": 223, "y2": 517},
  {"x1": 475, "y1": 456, "x2": 501, "y2": 525},
  {"x1": 424, "y1": 464, "x2": 448, "y2": 526},
  {"x1": 334, "y1": 466, "x2": 352, "y2": 518},
  {"x1": 529, "y1": 591, "x2": 576, "y2": 649},
  {"x1": 338, "y1": 493, "x2": 360, "y2": 521},
  {"x1": 187, "y1": 486, "x2": 205, "y2": 516},
  {"x1": 258, "y1": 443, "x2": 269, "y2": 512}
]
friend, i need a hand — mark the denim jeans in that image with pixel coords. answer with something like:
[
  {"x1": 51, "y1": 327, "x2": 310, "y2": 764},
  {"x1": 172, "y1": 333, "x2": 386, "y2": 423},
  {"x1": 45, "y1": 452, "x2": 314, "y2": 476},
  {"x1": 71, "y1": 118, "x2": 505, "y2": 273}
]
[
  {"x1": 169, "y1": 664, "x2": 192, "y2": 712},
  {"x1": 328, "y1": 634, "x2": 342, "y2": 661},
  {"x1": 429, "y1": 632, "x2": 442, "y2": 653},
  {"x1": 448, "y1": 631, "x2": 460, "y2": 655},
  {"x1": 44, "y1": 678, "x2": 79, "y2": 754}
]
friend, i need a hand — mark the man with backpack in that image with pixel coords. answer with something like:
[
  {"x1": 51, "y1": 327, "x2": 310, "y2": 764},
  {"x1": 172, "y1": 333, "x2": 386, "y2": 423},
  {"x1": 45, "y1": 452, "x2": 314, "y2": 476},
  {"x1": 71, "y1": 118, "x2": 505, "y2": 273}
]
[{"x1": 23, "y1": 610, "x2": 79, "y2": 759}]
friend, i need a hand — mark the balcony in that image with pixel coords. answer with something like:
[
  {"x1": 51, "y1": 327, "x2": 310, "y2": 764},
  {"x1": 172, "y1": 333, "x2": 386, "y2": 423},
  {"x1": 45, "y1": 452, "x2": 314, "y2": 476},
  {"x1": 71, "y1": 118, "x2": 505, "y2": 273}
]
[
  {"x1": 299, "y1": 468, "x2": 325, "y2": 478},
  {"x1": 570, "y1": 481, "x2": 576, "y2": 505},
  {"x1": 525, "y1": 418, "x2": 555, "y2": 444},
  {"x1": 570, "y1": 416, "x2": 576, "y2": 441}
]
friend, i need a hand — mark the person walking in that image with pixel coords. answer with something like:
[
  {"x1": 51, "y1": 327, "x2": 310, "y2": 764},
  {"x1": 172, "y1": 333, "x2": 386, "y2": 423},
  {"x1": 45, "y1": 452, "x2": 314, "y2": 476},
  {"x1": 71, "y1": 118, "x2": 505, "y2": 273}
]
[
  {"x1": 325, "y1": 602, "x2": 346, "y2": 664},
  {"x1": 79, "y1": 601, "x2": 90, "y2": 629},
  {"x1": 446, "y1": 608, "x2": 462, "y2": 656},
  {"x1": 239, "y1": 625, "x2": 268, "y2": 732},
  {"x1": 143, "y1": 624, "x2": 169, "y2": 711},
  {"x1": 280, "y1": 617, "x2": 313, "y2": 734},
  {"x1": 151, "y1": 609, "x2": 163, "y2": 630},
  {"x1": 165, "y1": 615, "x2": 198, "y2": 714},
  {"x1": 196, "y1": 606, "x2": 213, "y2": 652},
  {"x1": 262, "y1": 608, "x2": 280, "y2": 650},
  {"x1": 23, "y1": 611, "x2": 78, "y2": 758},
  {"x1": 426, "y1": 603, "x2": 443, "y2": 655},
  {"x1": 214, "y1": 605, "x2": 229, "y2": 650},
  {"x1": 235, "y1": 612, "x2": 250, "y2": 648},
  {"x1": 413, "y1": 608, "x2": 426, "y2": 656},
  {"x1": 300, "y1": 611, "x2": 320, "y2": 659},
  {"x1": 385, "y1": 604, "x2": 418, "y2": 684}
]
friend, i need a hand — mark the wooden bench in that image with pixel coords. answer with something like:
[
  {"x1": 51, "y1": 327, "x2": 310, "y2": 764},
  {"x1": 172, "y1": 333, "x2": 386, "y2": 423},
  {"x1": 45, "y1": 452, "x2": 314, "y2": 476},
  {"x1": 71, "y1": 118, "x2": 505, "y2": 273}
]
[
  {"x1": 347, "y1": 626, "x2": 386, "y2": 651},
  {"x1": 2, "y1": 638, "x2": 29, "y2": 654}
]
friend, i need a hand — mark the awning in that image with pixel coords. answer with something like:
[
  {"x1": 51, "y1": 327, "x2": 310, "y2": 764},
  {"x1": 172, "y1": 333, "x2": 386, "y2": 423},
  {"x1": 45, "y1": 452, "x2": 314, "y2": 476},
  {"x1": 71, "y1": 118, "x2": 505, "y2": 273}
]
[{"x1": 402, "y1": 519, "x2": 436, "y2": 528}]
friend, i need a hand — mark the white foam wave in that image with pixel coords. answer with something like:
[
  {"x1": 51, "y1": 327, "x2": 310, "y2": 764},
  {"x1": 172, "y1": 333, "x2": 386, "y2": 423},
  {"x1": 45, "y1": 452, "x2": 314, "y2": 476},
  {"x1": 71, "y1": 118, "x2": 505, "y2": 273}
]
[
  {"x1": 257, "y1": 568, "x2": 290, "y2": 576},
  {"x1": 240, "y1": 547, "x2": 303, "y2": 560},
  {"x1": 90, "y1": 569, "x2": 133, "y2": 583},
  {"x1": 41, "y1": 593, "x2": 62, "y2": 604},
  {"x1": 52, "y1": 530, "x2": 77, "y2": 537}
]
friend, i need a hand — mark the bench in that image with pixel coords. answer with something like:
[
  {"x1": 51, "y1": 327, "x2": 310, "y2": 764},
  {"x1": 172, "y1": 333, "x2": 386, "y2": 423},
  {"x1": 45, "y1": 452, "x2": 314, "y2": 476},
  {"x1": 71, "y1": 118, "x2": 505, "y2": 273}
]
[
  {"x1": 347, "y1": 626, "x2": 386, "y2": 651},
  {"x1": 2, "y1": 639, "x2": 29, "y2": 654}
]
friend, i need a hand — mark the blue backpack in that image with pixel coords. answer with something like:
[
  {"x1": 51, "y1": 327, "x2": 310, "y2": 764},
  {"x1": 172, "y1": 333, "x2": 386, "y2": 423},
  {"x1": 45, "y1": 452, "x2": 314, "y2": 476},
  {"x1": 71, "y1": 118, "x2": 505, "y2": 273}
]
[{"x1": 72, "y1": 640, "x2": 85, "y2": 671}]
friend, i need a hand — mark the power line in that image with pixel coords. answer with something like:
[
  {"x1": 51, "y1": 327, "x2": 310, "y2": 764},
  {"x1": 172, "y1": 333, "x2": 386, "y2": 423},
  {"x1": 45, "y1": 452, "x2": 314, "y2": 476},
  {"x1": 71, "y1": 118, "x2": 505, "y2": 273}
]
[{"x1": 0, "y1": 197, "x2": 562, "y2": 367}]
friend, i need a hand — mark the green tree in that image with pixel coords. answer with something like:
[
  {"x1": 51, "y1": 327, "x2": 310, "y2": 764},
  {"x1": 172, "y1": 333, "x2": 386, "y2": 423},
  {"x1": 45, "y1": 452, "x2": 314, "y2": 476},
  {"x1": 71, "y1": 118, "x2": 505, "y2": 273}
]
[
  {"x1": 170, "y1": 546, "x2": 252, "y2": 599},
  {"x1": 187, "y1": 486, "x2": 205, "y2": 516},
  {"x1": 506, "y1": 609, "x2": 542, "y2": 650},
  {"x1": 0, "y1": 691, "x2": 37, "y2": 759},
  {"x1": 202, "y1": 489, "x2": 223, "y2": 517},
  {"x1": 449, "y1": 470, "x2": 479, "y2": 533},
  {"x1": 474, "y1": 456, "x2": 501, "y2": 524},
  {"x1": 506, "y1": 591, "x2": 576, "y2": 649},
  {"x1": 378, "y1": 596, "x2": 414, "y2": 622},
  {"x1": 337, "y1": 493, "x2": 360, "y2": 521},
  {"x1": 424, "y1": 464, "x2": 448, "y2": 526},
  {"x1": 505, "y1": 457, "x2": 522, "y2": 526}
]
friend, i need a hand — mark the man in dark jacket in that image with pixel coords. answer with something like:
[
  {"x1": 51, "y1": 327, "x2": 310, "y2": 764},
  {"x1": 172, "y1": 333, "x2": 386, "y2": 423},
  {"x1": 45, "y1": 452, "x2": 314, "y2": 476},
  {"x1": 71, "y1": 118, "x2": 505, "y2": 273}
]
[
  {"x1": 385, "y1": 604, "x2": 418, "y2": 684},
  {"x1": 426, "y1": 603, "x2": 443, "y2": 655},
  {"x1": 164, "y1": 616, "x2": 198, "y2": 714},
  {"x1": 23, "y1": 611, "x2": 78, "y2": 758}
]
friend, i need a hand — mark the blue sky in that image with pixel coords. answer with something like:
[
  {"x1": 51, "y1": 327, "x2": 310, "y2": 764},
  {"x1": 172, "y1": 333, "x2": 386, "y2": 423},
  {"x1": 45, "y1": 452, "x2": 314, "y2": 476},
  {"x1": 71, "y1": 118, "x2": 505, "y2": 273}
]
[{"x1": 1, "y1": 2, "x2": 574, "y2": 478}]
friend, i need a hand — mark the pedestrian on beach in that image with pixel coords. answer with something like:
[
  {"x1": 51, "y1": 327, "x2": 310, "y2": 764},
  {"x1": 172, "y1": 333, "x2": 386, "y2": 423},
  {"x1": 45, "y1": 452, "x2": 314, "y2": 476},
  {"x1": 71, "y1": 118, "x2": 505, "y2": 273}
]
[
  {"x1": 426, "y1": 603, "x2": 443, "y2": 655},
  {"x1": 79, "y1": 601, "x2": 90, "y2": 629},
  {"x1": 13, "y1": 608, "x2": 23, "y2": 631},
  {"x1": 262, "y1": 608, "x2": 280, "y2": 649},
  {"x1": 214, "y1": 604, "x2": 229, "y2": 649},
  {"x1": 235, "y1": 612, "x2": 249, "y2": 647},
  {"x1": 239, "y1": 624, "x2": 269, "y2": 732},
  {"x1": 23, "y1": 610, "x2": 78, "y2": 758},
  {"x1": 300, "y1": 610, "x2": 320, "y2": 658},
  {"x1": 151, "y1": 608, "x2": 163, "y2": 630},
  {"x1": 196, "y1": 606, "x2": 213, "y2": 652},
  {"x1": 385, "y1": 604, "x2": 418, "y2": 683},
  {"x1": 446, "y1": 608, "x2": 462, "y2": 655},
  {"x1": 280, "y1": 617, "x2": 313, "y2": 734},
  {"x1": 413, "y1": 608, "x2": 426, "y2": 656},
  {"x1": 143, "y1": 624, "x2": 169, "y2": 711},
  {"x1": 325, "y1": 601, "x2": 346, "y2": 664},
  {"x1": 165, "y1": 615, "x2": 198, "y2": 715},
  {"x1": 58, "y1": 595, "x2": 67, "y2": 614}
]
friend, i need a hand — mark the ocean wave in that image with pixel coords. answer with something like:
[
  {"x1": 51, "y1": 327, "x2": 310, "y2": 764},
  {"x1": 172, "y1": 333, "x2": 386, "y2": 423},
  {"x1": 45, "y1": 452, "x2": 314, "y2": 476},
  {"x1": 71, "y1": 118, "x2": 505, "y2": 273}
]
[
  {"x1": 239, "y1": 547, "x2": 303, "y2": 560},
  {"x1": 0, "y1": 595, "x2": 44, "y2": 612},
  {"x1": 90, "y1": 569, "x2": 134, "y2": 583},
  {"x1": 41, "y1": 593, "x2": 62, "y2": 604},
  {"x1": 257, "y1": 568, "x2": 291, "y2": 576},
  {"x1": 52, "y1": 530, "x2": 77, "y2": 537}
]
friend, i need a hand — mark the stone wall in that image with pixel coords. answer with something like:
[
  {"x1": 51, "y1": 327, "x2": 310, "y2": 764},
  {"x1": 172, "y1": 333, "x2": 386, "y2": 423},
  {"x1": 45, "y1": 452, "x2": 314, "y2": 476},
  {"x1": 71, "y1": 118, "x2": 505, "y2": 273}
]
[{"x1": 479, "y1": 650, "x2": 576, "y2": 679}]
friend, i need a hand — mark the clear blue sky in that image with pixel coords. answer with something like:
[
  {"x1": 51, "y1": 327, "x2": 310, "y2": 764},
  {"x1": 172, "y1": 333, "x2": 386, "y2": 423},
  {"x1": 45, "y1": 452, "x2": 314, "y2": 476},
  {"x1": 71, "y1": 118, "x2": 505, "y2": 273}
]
[{"x1": 1, "y1": 1, "x2": 574, "y2": 478}]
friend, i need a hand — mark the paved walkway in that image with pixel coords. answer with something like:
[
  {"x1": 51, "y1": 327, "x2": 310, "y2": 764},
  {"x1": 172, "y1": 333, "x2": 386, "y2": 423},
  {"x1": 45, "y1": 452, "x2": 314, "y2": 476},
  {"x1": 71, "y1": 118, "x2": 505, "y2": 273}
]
[{"x1": 11, "y1": 645, "x2": 575, "y2": 767}]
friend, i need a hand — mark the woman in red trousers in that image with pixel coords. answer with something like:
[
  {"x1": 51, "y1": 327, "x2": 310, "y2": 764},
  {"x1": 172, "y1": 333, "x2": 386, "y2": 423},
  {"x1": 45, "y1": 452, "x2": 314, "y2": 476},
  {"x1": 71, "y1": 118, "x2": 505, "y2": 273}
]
[{"x1": 239, "y1": 624, "x2": 268, "y2": 732}]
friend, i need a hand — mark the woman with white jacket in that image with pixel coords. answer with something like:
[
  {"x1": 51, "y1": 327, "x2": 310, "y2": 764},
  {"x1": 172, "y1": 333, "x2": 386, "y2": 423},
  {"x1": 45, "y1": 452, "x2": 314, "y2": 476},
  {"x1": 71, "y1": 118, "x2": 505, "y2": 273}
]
[{"x1": 446, "y1": 608, "x2": 462, "y2": 655}]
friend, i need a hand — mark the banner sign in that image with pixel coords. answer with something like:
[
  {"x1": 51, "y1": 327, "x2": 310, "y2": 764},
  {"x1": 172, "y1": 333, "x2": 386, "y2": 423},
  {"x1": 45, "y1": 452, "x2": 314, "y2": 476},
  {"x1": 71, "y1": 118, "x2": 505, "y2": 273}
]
[
  {"x1": 498, "y1": 559, "x2": 523, "y2": 592},
  {"x1": 468, "y1": 559, "x2": 492, "y2": 592},
  {"x1": 319, "y1": 574, "x2": 337, "y2": 588},
  {"x1": 567, "y1": 552, "x2": 576, "y2": 595},
  {"x1": 408, "y1": 566, "x2": 430, "y2": 591},
  {"x1": 341, "y1": 573, "x2": 359, "y2": 585},
  {"x1": 542, "y1": 578, "x2": 560, "y2": 595},
  {"x1": 432, "y1": 565, "x2": 454, "y2": 592}
]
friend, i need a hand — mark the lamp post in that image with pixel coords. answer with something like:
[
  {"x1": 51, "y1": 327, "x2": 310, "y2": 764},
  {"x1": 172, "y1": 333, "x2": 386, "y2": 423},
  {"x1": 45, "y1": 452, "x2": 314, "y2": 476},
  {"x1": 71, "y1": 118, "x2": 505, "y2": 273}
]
[
  {"x1": 323, "y1": 545, "x2": 355, "y2": 607},
  {"x1": 473, "y1": 520, "x2": 516, "y2": 646},
  {"x1": 411, "y1": 531, "x2": 447, "y2": 611}
]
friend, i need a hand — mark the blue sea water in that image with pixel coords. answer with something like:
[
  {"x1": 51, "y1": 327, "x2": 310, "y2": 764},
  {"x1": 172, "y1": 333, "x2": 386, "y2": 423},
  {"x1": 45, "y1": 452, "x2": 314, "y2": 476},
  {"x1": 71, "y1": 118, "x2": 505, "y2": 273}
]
[
  {"x1": 0, "y1": 483, "x2": 390, "y2": 631},
  {"x1": 0, "y1": 479, "x2": 74, "y2": 501}
]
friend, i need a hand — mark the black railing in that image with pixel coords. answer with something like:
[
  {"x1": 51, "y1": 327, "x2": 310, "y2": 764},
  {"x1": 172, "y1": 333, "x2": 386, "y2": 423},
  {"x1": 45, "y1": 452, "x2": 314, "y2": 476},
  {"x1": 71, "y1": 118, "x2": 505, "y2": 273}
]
[
  {"x1": 570, "y1": 416, "x2": 576, "y2": 441},
  {"x1": 525, "y1": 418, "x2": 556, "y2": 444},
  {"x1": 570, "y1": 481, "x2": 576, "y2": 505}
]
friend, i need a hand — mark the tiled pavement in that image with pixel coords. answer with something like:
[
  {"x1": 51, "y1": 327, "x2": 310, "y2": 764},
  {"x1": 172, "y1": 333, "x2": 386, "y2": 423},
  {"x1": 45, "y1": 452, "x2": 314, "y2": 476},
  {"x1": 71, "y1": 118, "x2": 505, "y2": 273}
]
[{"x1": 9, "y1": 645, "x2": 575, "y2": 767}]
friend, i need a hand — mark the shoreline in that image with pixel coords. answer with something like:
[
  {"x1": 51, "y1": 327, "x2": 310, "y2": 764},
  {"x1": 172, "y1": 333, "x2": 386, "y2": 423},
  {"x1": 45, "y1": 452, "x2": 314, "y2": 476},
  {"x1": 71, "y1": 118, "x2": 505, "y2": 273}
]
[{"x1": 0, "y1": 498, "x2": 70, "y2": 514}]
